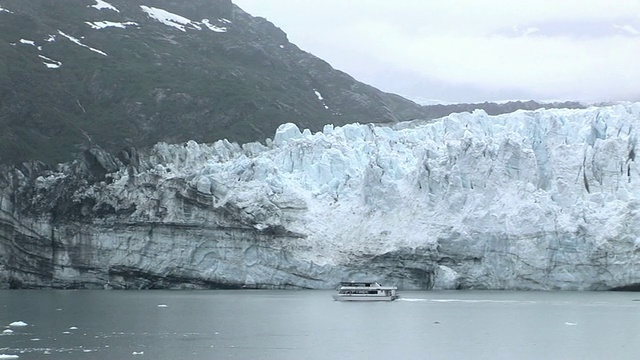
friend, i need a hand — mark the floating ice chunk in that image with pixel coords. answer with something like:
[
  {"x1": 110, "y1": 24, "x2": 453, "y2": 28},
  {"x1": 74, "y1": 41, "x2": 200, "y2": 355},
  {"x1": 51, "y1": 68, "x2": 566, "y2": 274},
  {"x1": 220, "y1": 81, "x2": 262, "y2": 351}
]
[
  {"x1": 69, "y1": 326, "x2": 78, "y2": 330},
  {"x1": 564, "y1": 322, "x2": 577, "y2": 326},
  {"x1": 2, "y1": 329, "x2": 13, "y2": 334},
  {"x1": 157, "y1": 304, "x2": 168, "y2": 308},
  {"x1": 132, "y1": 351, "x2": 144, "y2": 355},
  {"x1": 0, "y1": 355, "x2": 19, "y2": 359},
  {"x1": 9, "y1": 321, "x2": 27, "y2": 327}
]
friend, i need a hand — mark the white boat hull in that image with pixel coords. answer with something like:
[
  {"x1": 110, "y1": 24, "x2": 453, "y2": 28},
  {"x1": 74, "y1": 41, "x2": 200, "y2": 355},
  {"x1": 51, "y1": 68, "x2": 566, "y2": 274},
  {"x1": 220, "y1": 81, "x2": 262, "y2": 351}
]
[{"x1": 332, "y1": 294, "x2": 398, "y2": 301}]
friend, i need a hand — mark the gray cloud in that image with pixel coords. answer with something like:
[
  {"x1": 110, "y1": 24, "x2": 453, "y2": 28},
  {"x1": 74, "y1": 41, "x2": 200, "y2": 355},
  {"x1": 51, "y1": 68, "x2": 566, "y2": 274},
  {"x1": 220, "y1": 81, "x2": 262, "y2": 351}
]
[{"x1": 235, "y1": 0, "x2": 640, "y2": 103}]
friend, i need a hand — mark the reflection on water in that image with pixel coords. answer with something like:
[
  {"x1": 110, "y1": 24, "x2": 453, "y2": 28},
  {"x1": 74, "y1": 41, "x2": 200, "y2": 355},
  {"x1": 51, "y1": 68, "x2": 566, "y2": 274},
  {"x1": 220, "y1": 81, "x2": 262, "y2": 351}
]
[{"x1": 1, "y1": 290, "x2": 640, "y2": 360}]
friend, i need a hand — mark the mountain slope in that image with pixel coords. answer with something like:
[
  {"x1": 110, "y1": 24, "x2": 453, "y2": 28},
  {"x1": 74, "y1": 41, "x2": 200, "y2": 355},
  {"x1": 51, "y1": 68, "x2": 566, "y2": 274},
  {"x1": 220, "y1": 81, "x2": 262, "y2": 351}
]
[{"x1": 0, "y1": 0, "x2": 426, "y2": 165}]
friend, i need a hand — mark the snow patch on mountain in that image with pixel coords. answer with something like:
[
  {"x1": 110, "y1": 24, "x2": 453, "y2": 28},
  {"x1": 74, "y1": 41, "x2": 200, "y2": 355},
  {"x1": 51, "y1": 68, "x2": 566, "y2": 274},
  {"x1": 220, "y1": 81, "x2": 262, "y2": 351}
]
[
  {"x1": 57, "y1": 30, "x2": 108, "y2": 56},
  {"x1": 85, "y1": 21, "x2": 139, "y2": 30},
  {"x1": 201, "y1": 19, "x2": 227, "y2": 33},
  {"x1": 140, "y1": 5, "x2": 228, "y2": 33},
  {"x1": 18, "y1": 39, "x2": 40, "y2": 50},
  {"x1": 140, "y1": 5, "x2": 197, "y2": 32},
  {"x1": 38, "y1": 55, "x2": 62, "y2": 69},
  {"x1": 313, "y1": 89, "x2": 329, "y2": 109},
  {"x1": 89, "y1": 0, "x2": 119, "y2": 13}
]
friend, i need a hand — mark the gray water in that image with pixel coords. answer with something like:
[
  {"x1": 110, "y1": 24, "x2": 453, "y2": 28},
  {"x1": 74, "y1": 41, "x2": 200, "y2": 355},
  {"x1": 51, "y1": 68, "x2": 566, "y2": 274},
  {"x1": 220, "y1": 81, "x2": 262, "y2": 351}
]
[{"x1": 1, "y1": 290, "x2": 640, "y2": 360}]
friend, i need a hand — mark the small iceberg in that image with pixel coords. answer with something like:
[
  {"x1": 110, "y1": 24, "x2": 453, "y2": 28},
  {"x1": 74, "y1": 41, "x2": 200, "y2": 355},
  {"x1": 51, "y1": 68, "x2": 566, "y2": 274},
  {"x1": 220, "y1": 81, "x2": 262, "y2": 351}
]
[
  {"x1": 0, "y1": 355, "x2": 20, "y2": 359},
  {"x1": 9, "y1": 321, "x2": 27, "y2": 327},
  {"x1": 157, "y1": 304, "x2": 168, "y2": 308},
  {"x1": 2, "y1": 329, "x2": 13, "y2": 334}
]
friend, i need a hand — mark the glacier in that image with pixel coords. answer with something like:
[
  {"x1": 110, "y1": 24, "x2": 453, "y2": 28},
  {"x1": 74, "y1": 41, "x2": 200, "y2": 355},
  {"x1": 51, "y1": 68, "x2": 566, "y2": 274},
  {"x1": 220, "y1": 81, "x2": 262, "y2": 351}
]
[{"x1": 1, "y1": 103, "x2": 640, "y2": 290}]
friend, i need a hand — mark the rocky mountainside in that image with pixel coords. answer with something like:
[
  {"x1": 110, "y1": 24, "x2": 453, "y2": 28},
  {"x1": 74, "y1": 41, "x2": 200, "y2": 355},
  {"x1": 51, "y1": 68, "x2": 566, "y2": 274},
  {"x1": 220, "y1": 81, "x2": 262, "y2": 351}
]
[
  {"x1": 0, "y1": 0, "x2": 427, "y2": 165},
  {"x1": 0, "y1": 0, "x2": 582, "y2": 166},
  {"x1": 1, "y1": 103, "x2": 639, "y2": 290}
]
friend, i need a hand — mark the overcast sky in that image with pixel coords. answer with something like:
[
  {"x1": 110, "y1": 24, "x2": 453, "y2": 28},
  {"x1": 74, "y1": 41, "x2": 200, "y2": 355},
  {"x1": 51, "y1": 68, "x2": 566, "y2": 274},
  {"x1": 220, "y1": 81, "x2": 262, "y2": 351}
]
[{"x1": 233, "y1": 0, "x2": 640, "y2": 104}]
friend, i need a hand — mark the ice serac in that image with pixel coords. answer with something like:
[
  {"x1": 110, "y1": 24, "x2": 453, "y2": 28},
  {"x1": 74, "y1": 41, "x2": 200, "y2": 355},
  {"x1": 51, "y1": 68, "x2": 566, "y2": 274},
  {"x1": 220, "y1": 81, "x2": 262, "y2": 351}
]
[{"x1": 1, "y1": 103, "x2": 640, "y2": 290}]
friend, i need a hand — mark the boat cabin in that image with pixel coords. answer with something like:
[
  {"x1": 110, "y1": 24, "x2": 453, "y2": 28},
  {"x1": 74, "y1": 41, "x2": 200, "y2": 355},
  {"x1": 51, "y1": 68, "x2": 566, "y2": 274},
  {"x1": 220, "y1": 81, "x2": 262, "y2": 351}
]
[{"x1": 333, "y1": 281, "x2": 398, "y2": 301}]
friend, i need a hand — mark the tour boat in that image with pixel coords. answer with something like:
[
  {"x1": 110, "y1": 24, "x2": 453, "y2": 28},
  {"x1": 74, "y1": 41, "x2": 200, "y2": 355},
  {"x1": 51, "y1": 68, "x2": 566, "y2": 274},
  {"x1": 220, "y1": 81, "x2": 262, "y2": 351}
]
[{"x1": 332, "y1": 281, "x2": 398, "y2": 301}]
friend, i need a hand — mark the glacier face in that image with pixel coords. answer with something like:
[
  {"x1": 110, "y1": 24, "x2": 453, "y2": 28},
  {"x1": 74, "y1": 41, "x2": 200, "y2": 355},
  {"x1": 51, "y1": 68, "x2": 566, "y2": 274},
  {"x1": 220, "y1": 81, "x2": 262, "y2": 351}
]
[{"x1": 1, "y1": 103, "x2": 640, "y2": 290}]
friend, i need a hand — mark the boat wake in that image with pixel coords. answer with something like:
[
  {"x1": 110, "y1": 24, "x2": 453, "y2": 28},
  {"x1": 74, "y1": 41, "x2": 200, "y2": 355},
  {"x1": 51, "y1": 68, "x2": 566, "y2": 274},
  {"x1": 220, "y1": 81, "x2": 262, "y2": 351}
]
[{"x1": 398, "y1": 298, "x2": 538, "y2": 304}]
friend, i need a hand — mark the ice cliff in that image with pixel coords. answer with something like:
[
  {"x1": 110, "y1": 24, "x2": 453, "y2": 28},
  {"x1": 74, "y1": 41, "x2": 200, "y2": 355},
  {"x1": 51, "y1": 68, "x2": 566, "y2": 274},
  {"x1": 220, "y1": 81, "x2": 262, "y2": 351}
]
[{"x1": 2, "y1": 103, "x2": 640, "y2": 290}]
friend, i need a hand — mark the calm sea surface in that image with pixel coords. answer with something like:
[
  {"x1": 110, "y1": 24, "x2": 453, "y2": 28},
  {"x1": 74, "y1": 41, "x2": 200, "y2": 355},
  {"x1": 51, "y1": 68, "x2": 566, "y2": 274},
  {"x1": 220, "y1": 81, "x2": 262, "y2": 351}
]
[{"x1": 1, "y1": 290, "x2": 640, "y2": 359}]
